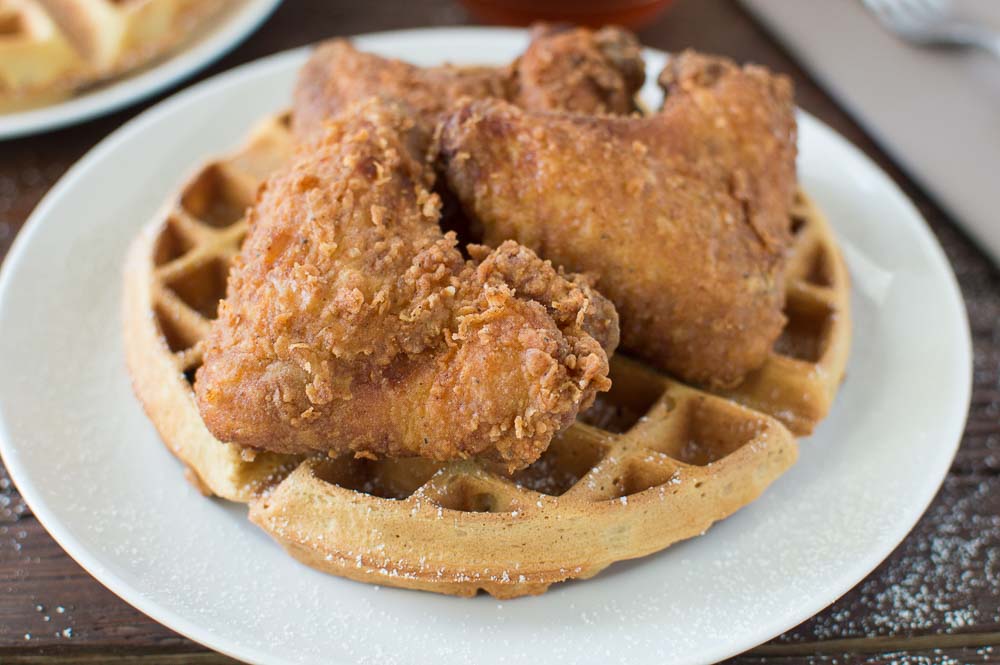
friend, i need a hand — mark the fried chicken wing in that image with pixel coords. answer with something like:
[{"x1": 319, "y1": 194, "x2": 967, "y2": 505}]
[
  {"x1": 438, "y1": 51, "x2": 797, "y2": 389},
  {"x1": 510, "y1": 23, "x2": 645, "y2": 114},
  {"x1": 291, "y1": 24, "x2": 644, "y2": 140},
  {"x1": 195, "y1": 99, "x2": 617, "y2": 469}
]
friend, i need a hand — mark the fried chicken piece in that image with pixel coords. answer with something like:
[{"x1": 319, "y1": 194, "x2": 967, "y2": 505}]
[
  {"x1": 195, "y1": 99, "x2": 617, "y2": 470},
  {"x1": 438, "y1": 51, "x2": 797, "y2": 389},
  {"x1": 291, "y1": 24, "x2": 644, "y2": 140},
  {"x1": 510, "y1": 23, "x2": 646, "y2": 114}
]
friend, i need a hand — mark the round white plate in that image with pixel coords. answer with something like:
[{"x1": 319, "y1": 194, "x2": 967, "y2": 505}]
[
  {"x1": 0, "y1": 28, "x2": 972, "y2": 665},
  {"x1": 0, "y1": 0, "x2": 282, "y2": 139}
]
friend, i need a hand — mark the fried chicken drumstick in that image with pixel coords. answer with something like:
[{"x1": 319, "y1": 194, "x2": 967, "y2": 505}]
[
  {"x1": 438, "y1": 51, "x2": 797, "y2": 389},
  {"x1": 291, "y1": 23, "x2": 645, "y2": 140},
  {"x1": 195, "y1": 99, "x2": 618, "y2": 470}
]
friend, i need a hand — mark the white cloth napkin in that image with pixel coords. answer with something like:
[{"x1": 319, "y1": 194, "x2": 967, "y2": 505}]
[{"x1": 741, "y1": 0, "x2": 1000, "y2": 265}]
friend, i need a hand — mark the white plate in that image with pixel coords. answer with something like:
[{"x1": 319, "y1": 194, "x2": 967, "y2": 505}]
[
  {"x1": 0, "y1": 0, "x2": 282, "y2": 139},
  {"x1": 0, "y1": 28, "x2": 972, "y2": 665}
]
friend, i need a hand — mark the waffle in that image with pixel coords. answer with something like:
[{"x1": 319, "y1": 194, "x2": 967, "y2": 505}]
[
  {"x1": 123, "y1": 113, "x2": 850, "y2": 598},
  {"x1": 723, "y1": 193, "x2": 852, "y2": 435},
  {"x1": 0, "y1": 0, "x2": 83, "y2": 110},
  {"x1": 0, "y1": 0, "x2": 233, "y2": 111}
]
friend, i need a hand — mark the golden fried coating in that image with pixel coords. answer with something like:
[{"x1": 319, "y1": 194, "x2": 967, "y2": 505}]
[
  {"x1": 195, "y1": 99, "x2": 617, "y2": 469},
  {"x1": 510, "y1": 23, "x2": 646, "y2": 114},
  {"x1": 438, "y1": 51, "x2": 797, "y2": 389},
  {"x1": 291, "y1": 24, "x2": 644, "y2": 140}
]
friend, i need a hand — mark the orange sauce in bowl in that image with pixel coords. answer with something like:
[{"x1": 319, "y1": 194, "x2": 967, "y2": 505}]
[{"x1": 458, "y1": 0, "x2": 674, "y2": 29}]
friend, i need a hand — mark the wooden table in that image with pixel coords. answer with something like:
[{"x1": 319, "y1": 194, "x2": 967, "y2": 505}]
[{"x1": 1, "y1": 0, "x2": 998, "y2": 662}]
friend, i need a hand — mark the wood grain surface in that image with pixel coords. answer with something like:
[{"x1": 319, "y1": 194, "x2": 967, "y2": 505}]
[{"x1": 1, "y1": 0, "x2": 998, "y2": 662}]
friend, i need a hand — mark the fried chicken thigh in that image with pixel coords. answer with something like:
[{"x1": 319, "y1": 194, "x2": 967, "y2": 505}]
[
  {"x1": 438, "y1": 51, "x2": 797, "y2": 389},
  {"x1": 195, "y1": 99, "x2": 618, "y2": 469},
  {"x1": 291, "y1": 24, "x2": 644, "y2": 141}
]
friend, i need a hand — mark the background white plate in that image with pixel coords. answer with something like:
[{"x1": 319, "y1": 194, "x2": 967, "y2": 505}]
[
  {"x1": 0, "y1": 28, "x2": 972, "y2": 665},
  {"x1": 0, "y1": 0, "x2": 282, "y2": 140}
]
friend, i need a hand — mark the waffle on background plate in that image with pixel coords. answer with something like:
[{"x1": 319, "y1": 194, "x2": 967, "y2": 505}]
[
  {"x1": 122, "y1": 111, "x2": 851, "y2": 598},
  {"x1": 0, "y1": 0, "x2": 233, "y2": 111}
]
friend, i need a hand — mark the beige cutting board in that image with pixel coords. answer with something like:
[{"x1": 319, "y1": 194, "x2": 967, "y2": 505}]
[{"x1": 742, "y1": 0, "x2": 1000, "y2": 265}]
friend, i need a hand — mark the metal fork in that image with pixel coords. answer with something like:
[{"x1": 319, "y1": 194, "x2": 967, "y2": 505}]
[{"x1": 864, "y1": 0, "x2": 1000, "y2": 59}]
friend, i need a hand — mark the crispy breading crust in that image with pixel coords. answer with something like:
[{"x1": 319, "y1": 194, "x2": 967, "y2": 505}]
[
  {"x1": 195, "y1": 99, "x2": 617, "y2": 469},
  {"x1": 509, "y1": 23, "x2": 646, "y2": 114},
  {"x1": 438, "y1": 51, "x2": 797, "y2": 389},
  {"x1": 291, "y1": 24, "x2": 645, "y2": 140}
]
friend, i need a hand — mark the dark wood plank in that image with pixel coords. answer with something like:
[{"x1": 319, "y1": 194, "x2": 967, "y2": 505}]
[
  {"x1": 0, "y1": 517, "x2": 189, "y2": 650},
  {"x1": 733, "y1": 646, "x2": 1000, "y2": 665},
  {"x1": 1, "y1": 0, "x2": 998, "y2": 662},
  {"x1": 764, "y1": 475, "x2": 1000, "y2": 644},
  {"x1": 756, "y1": 632, "x2": 1000, "y2": 656},
  {"x1": 0, "y1": 652, "x2": 239, "y2": 664}
]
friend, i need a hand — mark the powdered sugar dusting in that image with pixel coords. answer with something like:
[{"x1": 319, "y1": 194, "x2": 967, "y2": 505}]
[{"x1": 778, "y1": 475, "x2": 1000, "y2": 643}]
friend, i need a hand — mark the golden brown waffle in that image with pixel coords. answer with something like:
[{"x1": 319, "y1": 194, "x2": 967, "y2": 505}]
[
  {"x1": 0, "y1": 0, "x2": 82, "y2": 110},
  {"x1": 0, "y1": 0, "x2": 233, "y2": 111},
  {"x1": 722, "y1": 193, "x2": 852, "y2": 435},
  {"x1": 124, "y1": 114, "x2": 297, "y2": 502},
  {"x1": 124, "y1": 113, "x2": 849, "y2": 598}
]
